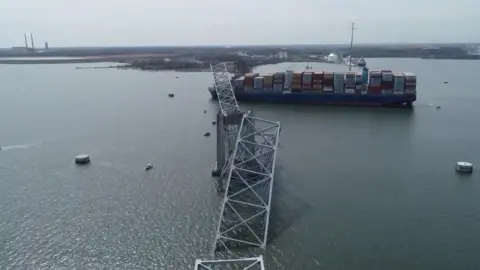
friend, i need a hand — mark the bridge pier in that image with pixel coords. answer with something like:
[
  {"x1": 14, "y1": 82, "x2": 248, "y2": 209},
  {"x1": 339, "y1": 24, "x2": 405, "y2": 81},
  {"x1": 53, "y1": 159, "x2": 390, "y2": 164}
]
[{"x1": 212, "y1": 111, "x2": 244, "y2": 178}]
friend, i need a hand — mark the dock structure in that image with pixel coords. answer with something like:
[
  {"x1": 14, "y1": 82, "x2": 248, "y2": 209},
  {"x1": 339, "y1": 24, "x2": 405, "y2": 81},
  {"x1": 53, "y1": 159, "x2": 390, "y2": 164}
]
[
  {"x1": 204, "y1": 62, "x2": 281, "y2": 261},
  {"x1": 194, "y1": 256, "x2": 265, "y2": 270}
]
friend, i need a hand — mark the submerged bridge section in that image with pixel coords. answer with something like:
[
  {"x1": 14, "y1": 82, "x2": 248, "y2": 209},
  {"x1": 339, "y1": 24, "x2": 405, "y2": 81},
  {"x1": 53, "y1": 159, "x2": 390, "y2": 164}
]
[{"x1": 194, "y1": 256, "x2": 265, "y2": 270}]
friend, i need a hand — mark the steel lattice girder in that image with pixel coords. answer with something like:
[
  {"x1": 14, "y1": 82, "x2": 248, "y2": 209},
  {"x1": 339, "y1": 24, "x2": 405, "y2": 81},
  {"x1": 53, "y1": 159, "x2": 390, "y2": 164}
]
[
  {"x1": 210, "y1": 63, "x2": 241, "y2": 116},
  {"x1": 194, "y1": 256, "x2": 265, "y2": 270},
  {"x1": 214, "y1": 114, "x2": 281, "y2": 251}
]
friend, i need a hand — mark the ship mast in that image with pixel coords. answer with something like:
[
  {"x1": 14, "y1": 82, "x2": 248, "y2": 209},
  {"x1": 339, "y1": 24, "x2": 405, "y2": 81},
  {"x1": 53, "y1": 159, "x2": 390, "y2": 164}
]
[{"x1": 349, "y1": 22, "x2": 356, "y2": 71}]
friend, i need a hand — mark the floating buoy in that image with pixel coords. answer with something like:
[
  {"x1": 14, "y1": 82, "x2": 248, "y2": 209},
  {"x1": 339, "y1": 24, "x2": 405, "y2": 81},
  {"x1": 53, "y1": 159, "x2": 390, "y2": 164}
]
[
  {"x1": 436, "y1": 105, "x2": 441, "y2": 109},
  {"x1": 456, "y1": 161, "x2": 473, "y2": 173},
  {"x1": 444, "y1": 81, "x2": 448, "y2": 84},
  {"x1": 145, "y1": 164, "x2": 153, "y2": 171},
  {"x1": 204, "y1": 132, "x2": 211, "y2": 137},
  {"x1": 212, "y1": 120, "x2": 216, "y2": 125},
  {"x1": 75, "y1": 154, "x2": 90, "y2": 165},
  {"x1": 176, "y1": 76, "x2": 179, "y2": 79},
  {"x1": 168, "y1": 93, "x2": 174, "y2": 98},
  {"x1": 204, "y1": 110, "x2": 207, "y2": 113}
]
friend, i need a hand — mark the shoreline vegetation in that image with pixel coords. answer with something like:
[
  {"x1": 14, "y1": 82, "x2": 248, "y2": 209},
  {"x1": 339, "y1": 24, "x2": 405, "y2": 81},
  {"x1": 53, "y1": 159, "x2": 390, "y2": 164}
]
[{"x1": 0, "y1": 44, "x2": 478, "y2": 72}]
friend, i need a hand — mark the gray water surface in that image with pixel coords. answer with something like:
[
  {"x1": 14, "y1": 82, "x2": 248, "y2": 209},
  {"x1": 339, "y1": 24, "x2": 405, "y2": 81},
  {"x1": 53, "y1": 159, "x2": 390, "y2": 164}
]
[{"x1": 0, "y1": 59, "x2": 479, "y2": 269}]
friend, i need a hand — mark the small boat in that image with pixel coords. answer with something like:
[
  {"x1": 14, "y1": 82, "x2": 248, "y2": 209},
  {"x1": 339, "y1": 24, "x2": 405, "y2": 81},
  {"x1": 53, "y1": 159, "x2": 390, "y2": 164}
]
[
  {"x1": 145, "y1": 164, "x2": 153, "y2": 171},
  {"x1": 456, "y1": 161, "x2": 473, "y2": 173}
]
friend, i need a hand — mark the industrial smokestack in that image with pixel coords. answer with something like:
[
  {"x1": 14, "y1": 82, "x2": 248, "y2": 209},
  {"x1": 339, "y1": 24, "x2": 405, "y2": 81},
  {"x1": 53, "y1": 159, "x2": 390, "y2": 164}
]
[
  {"x1": 30, "y1": 33, "x2": 35, "y2": 50},
  {"x1": 24, "y1": 34, "x2": 29, "y2": 48}
]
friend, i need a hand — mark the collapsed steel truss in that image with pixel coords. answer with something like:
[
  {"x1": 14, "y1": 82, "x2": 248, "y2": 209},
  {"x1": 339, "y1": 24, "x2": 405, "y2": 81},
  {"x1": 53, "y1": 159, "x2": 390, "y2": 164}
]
[
  {"x1": 214, "y1": 114, "x2": 281, "y2": 251},
  {"x1": 203, "y1": 63, "x2": 281, "y2": 270},
  {"x1": 210, "y1": 63, "x2": 241, "y2": 116},
  {"x1": 194, "y1": 256, "x2": 265, "y2": 270}
]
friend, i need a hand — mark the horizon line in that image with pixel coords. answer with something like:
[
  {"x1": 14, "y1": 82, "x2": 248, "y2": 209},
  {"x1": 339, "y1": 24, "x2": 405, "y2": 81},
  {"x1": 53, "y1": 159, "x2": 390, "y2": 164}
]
[{"x1": 2, "y1": 42, "x2": 480, "y2": 50}]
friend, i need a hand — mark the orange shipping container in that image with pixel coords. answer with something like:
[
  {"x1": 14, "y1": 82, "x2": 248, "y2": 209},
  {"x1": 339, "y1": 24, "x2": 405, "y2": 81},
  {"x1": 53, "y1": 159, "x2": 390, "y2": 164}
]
[{"x1": 313, "y1": 72, "x2": 324, "y2": 79}]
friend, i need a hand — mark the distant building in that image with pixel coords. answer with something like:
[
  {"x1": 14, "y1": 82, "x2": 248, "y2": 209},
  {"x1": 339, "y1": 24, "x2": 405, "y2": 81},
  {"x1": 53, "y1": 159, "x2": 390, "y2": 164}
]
[
  {"x1": 327, "y1": 53, "x2": 339, "y2": 63},
  {"x1": 277, "y1": 51, "x2": 288, "y2": 59},
  {"x1": 11, "y1": 47, "x2": 29, "y2": 52},
  {"x1": 251, "y1": 55, "x2": 268, "y2": 60}
]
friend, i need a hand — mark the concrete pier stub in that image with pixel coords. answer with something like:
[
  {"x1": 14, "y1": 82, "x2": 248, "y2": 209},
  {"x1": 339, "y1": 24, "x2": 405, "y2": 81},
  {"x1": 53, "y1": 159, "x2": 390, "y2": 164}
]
[{"x1": 212, "y1": 111, "x2": 244, "y2": 178}]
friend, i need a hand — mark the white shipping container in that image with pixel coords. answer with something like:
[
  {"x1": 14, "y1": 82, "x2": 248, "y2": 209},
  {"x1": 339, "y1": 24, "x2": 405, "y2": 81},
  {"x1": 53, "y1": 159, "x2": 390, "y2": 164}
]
[
  {"x1": 273, "y1": 84, "x2": 283, "y2": 91},
  {"x1": 254, "y1": 77, "x2": 264, "y2": 89},
  {"x1": 323, "y1": 87, "x2": 333, "y2": 92},
  {"x1": 345, "y1": 89, "x2": 355, "y2": 94}
]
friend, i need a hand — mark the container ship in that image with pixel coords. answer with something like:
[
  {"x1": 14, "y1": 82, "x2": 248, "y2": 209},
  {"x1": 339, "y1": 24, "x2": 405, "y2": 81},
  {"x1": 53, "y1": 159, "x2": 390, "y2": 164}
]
[{"x1": 208, "y1": 67, "x2": 417, "y2": 107}]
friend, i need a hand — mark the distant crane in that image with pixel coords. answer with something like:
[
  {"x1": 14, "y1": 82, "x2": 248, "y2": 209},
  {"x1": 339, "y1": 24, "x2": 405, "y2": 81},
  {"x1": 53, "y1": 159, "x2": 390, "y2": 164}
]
[
  {"x1": 348, "y1": 22, "x2": 356, "y2": 71},
  {"x1": 30, "y1": 33, "x2": 35, "y2": 50},
  {"x1": 24, "y1": 34, "x2": 29, "y2": 49}
]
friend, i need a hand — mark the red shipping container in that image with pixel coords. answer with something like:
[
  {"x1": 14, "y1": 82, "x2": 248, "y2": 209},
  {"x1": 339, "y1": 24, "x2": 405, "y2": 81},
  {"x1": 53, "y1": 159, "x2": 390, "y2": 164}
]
[
  {"x1": 244, "y1": 79, "x2": 254, "y2": 88},
  {"x1": 381, "y1": 82, "x2": 394, "y2": 90},
  {"x1": 368, "y1": 86, "x2": 382, "y2": 94}
]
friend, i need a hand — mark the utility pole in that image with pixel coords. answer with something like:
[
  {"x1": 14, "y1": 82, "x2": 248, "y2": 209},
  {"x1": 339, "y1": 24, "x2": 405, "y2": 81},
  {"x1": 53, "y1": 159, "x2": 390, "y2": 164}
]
[{"x1": 349, "y1": 22, "x2": 356, "y2": 71}]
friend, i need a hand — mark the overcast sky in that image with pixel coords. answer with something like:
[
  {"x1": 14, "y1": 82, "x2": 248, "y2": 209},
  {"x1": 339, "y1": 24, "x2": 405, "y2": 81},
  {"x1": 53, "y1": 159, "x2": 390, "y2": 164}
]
[{"x1": 0, "y1": 0, "x2": 478, "y2": 47}]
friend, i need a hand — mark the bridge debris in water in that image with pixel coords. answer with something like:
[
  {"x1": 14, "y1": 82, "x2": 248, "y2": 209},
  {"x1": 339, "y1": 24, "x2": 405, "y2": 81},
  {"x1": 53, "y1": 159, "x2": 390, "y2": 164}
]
[{"x1": 194, "y1": 256, "x2": 265, "y2": 270}]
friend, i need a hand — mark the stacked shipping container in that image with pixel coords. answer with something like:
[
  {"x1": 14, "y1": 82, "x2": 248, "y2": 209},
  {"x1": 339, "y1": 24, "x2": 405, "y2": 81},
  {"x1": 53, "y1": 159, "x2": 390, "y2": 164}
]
[
  {"x1": 355, "y1": 73, "x2": 366, "y2": 94},
  {"x1": 312, "y1": 71, "x2": 324, "y2": 91},
  {"x1": 403, "y1": 72, "x2": 417, "y2": 94},
  {"x1": 323, "y1": 72, "x2": 334, "y2": 92},
  {"x1": 230, "y1": 70, "x2": 416, "y2": 97},
  {"x1": 273, "y1": 72, "x2": 284, "y2": 92},
  {"x1": 368, "y1": 70, "x2": 382, "y2": 94},
  {"x1": 302, "y1": 72, "x2": 313, "y2": 90},
  {"x1": 345, "y1": 72, "x2": 356, "y2": 94},
  {"x1": 244, "y1": 73, "x2": 258, "y2": 90},
  {"x1": 381, "y1": 70, "x2": 394, "y2": 94},
  {"x1": 393, "y1": 72, "x2": 405, "y2": 94},
  {"x1": 233, "y1": 78, "x2": 244, "y2": 89},
  {"x1": 334, "y1": 72, "x2": 345, "y2": 93},
  {"x1": 291, "y1": 72, "x2": 302, "y2": 92},
  {"x1": 254, "y1": 76, "x2": 264, "y2": 90},
  {"x1": 263, "y1": 74, "x2": 273, "y2": 89}
]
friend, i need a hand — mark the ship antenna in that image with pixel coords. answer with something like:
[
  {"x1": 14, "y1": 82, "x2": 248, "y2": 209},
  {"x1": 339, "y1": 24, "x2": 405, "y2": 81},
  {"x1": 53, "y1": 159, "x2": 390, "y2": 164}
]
[{"x1": 349, "y1": 22, "x2": 356, "y2": 71}]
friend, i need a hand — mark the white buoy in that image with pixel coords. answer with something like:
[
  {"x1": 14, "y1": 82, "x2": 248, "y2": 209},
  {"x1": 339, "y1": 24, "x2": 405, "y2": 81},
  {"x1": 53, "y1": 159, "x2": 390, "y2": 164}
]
[
  {"x1": 456, "y1": 161, "x2": 473, "y2": 173},
  {"x1": 75, "y1": 154, "x2": 90, "y2": 165},
  {"x1": 145, "y1": 164, "x2": 153, "y2": 171}
]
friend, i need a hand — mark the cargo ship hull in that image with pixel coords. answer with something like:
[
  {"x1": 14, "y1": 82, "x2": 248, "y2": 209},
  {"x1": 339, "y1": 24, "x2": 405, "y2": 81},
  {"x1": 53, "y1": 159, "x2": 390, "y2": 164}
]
[{"x1": 208, "y1": 88, "x2": 416, "y2": 107}]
